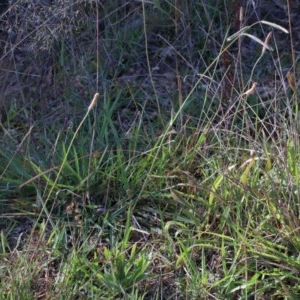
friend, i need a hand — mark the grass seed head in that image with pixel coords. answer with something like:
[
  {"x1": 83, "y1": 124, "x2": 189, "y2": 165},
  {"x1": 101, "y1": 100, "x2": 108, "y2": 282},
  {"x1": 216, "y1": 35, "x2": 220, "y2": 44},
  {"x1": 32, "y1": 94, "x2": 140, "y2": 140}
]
[{"x1": 88, "y1": 92, "x2": 100, "y2": 111}]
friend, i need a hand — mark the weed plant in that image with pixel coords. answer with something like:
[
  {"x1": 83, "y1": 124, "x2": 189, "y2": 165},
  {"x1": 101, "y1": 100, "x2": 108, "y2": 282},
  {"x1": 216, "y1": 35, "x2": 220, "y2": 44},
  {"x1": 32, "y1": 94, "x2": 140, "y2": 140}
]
[{"x1": 1, "y1": 0, "x2": 300, "y2": 299}]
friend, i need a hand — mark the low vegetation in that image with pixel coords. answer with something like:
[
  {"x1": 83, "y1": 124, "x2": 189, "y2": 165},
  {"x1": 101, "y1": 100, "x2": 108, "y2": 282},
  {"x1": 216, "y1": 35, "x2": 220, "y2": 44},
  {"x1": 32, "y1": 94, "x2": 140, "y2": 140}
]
[{"x1": 1, "y1": 1, "x2": 300, "y2": 299}]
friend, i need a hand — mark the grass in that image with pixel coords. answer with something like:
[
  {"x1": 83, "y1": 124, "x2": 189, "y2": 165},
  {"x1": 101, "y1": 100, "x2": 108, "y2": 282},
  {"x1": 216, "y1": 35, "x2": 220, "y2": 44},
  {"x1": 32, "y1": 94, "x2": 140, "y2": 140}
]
[{"x1": 1, "y1": 0, "x2": 300, "y2": 299}]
